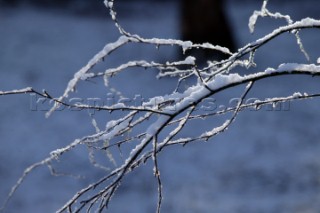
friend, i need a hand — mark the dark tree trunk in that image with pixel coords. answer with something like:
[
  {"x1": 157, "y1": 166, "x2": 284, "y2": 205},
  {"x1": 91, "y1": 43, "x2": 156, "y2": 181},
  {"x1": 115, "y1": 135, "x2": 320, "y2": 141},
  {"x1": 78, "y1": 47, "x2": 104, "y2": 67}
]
[{"x1": 181, "y1": 0, "x2": 236, "y2": 61}]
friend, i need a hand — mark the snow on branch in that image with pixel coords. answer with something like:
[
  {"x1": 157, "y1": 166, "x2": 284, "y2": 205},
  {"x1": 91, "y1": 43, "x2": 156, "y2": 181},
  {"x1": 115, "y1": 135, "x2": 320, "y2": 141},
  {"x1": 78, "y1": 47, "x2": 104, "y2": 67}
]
[
  {"x1": 248, "y1": 0, "x2": 311, "y2": 60},
  {"x1": 249, "y1": 0, "x2": 293, "y2": 33},
  {"x1": 1, "y1": 0, "x2": 320, "y2": 213}
]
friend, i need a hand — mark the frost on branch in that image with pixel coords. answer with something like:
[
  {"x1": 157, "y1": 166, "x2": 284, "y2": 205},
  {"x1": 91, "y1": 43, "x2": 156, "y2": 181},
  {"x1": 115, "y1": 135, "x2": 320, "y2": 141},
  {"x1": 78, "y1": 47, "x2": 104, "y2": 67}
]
[{"x1": 1, "y1": 0, "x2": 320, "y2": 213}]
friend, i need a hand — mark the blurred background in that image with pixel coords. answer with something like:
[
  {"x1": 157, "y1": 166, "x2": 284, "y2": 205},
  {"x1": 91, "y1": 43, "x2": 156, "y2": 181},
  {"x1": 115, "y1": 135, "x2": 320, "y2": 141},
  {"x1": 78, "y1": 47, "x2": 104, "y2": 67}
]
[{"x1": 1, "y1": 0, "x2": 320, "y2": 212}]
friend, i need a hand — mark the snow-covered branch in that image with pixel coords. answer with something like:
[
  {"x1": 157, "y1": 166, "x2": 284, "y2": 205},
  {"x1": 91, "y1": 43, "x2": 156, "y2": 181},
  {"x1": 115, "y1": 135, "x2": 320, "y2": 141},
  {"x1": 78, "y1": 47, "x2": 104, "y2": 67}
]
[{"x1": 1, "y1": 0, "x2": 320, "y2": 212}]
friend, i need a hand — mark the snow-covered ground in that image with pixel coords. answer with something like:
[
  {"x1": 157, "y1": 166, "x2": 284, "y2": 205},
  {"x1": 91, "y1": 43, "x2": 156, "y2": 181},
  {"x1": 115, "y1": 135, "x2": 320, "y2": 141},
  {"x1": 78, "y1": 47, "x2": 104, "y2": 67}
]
[{"x1": 1, "y1": 1, "x2": 320, "y2": 212}]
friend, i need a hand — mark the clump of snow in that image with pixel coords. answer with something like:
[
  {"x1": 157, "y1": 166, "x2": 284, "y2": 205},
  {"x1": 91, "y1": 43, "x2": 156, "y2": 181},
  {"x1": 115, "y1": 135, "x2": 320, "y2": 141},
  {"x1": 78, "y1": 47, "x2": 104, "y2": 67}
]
[
  {"x1": 248, "y1": 0, "x2": 268, "y2": 33},
  {"x1": 197, "y1": 43, "x2": 232, "y2": 55},
  {"x1": 180, "y1": 56, "x2": 195, "y2": 65},
  {"x1": 249, "y1": 11, "x2": 260, "y2": 33},
  {"x1": 100, "y1": 119, "x2": 129, "y2": 141},
  {"x1": 105, "y1": 0, "x2": 113, "y2": 8},
  {"x1": 181, "y1": 41, "x2": 193, "y2": 53},
  {"x1": 146, "y1": 116, "x2": 168, "y2": 136},
  {"x1": 80, "y1": 73, "x2": 95, "y2": 81},
  {"x1": 142, "y1": 96, "x2": 165, "y2": 108},
  {"x1": 277, "y1": 63, "x2": 320, "y2": 72},
  {"x1": 265, "y1": 67, "x2": 275, "y2": 74},
  {"x1": 277, "y1": 63, "x2": 300, "y2": 72},
  {"x1": 106, "y1": 120, "x2": 118, "y2": 129},
  {"x1": 145, "y1": 38, "x2": 193, "y2": 54},
  {"x1": 208, "y1": 73, "x2": 242, "y2": 90},
  {"x1": 292, "y1": 92, "x2": 303, "y2": 98},
  {"x1": 165, "y1": 56, "x2": 195, "y2": 66},
  {"x1": 201, "y1": 119, "x2": 230, "y2": 138}
]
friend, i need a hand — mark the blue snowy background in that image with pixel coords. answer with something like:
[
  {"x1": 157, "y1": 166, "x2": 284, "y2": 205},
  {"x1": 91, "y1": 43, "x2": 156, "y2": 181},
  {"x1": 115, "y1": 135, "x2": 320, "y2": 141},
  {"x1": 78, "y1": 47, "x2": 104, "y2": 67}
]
[{"x1": 1, "y1": 0, "x2": 320, "y2": 212}]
